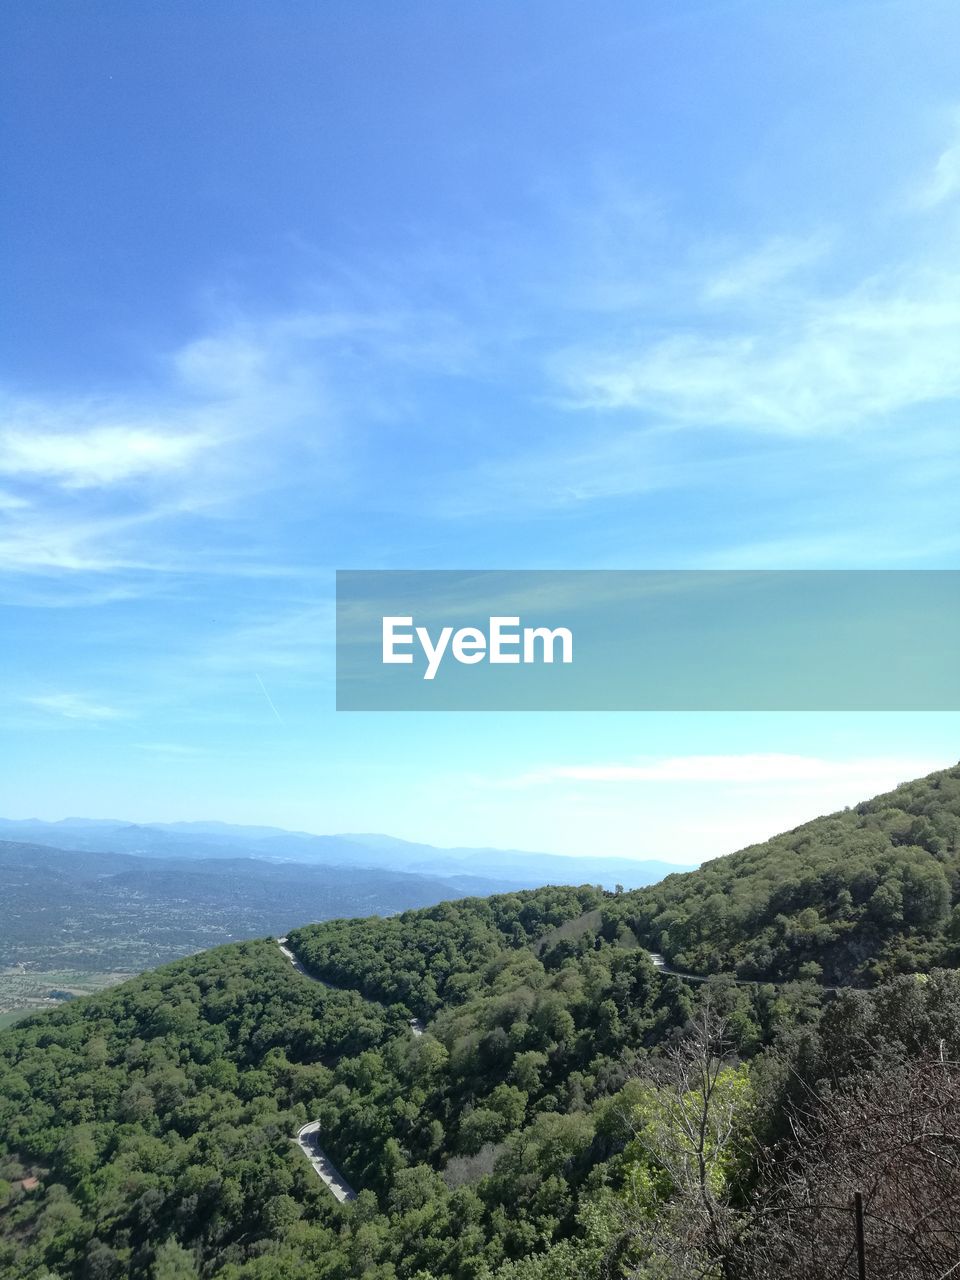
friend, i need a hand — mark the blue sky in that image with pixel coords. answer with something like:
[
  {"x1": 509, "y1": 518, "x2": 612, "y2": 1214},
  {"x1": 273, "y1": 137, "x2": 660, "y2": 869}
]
[{"x1": 1, "y1": 0, "x2": 959, "y2": 861}]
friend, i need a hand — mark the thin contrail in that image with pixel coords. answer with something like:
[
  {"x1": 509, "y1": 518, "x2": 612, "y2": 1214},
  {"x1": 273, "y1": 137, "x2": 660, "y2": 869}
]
[{"x1": 255, "y1": 673, "x2": 284, "y2": 725}]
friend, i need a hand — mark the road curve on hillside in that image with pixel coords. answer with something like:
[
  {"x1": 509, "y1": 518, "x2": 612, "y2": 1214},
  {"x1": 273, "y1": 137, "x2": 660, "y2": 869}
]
[
  {"x1": 647, "y1": 949, "x2": 779, "y2": 986},
  {"x1": 645, "y1": 949, "x2": 843, "y2": 993},
  {"x1": 278, "y1": 936, "x2": 426, "y2": 1197},
  {"x1": 277, "y1": 936, "x2": 335, "y2": 986},
  {"x1": 294, "y1": 1122, "x2": 356, "y2": 1202},
  {"x1": 278, "y1": 938, "x2": 356, "y2": 1199},
  {"x1": 646, "y1": 950, "x2": 730, "y2": 982},
  {"x1": 278, "y1": 936, "x2": 428, "y2": 1031},
  {"x1": 645, "y1": 951, "x2": 714, "y2": 982}
]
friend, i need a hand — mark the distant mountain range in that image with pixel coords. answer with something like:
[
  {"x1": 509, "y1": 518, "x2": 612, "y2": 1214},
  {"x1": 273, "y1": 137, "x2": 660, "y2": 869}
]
[
  {"x1": 0, "y1": 816, "x2": 690, "y2": 891},
  {"x1": 0, "y1": 838, "x2": 520, "y2": 971}
]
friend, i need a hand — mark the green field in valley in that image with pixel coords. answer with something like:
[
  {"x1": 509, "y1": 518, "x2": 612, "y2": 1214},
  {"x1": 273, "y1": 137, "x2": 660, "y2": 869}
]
[{"x1": 0, "y1": 968, "x2": 130, "y2": 1020}]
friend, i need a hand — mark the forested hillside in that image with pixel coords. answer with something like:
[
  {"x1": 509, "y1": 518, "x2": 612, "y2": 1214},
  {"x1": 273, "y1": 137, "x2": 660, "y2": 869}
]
[
  {"x1": 0, "y1": 886, "x2": 696, "y2": 1279},
  {"x1": 2, "y1": 768, "x2": 960, "y2": 1278},
  {"x1": 619, "y1": 763, "x2": 960, "y2": 985}
]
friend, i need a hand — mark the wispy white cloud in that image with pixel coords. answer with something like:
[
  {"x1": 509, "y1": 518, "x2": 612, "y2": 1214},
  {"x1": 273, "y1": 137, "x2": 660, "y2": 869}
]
[
  {"x1": 0, "y1": 293, "x2": 479, "y2": 593},
  {"x1": 0, "y1": 379, "x2": 244, "y2": 579},
  {"x1": 431, "y1": 426, "x2": 714, "y2": 516},
  {"x1": 5, "y1": 113, "x2": 960, "y2": 591},
  {"x1": 0, "y1": 422, "x2": 211, "y2": 490},
  {"x1": 400, "y1": 123, "x2": 960, "y2": 532},
  {"x1": 912, "y1": 111, "x2": 960, "y2": 209},
  {"x1": 489, "y1": 753, "x2": 944, "y2": 789},
  {"x1": 25, "y1": 692, "x2": 128, "y2": 721},
  {"x1": 556, "y1": 270, "x2": 960, "y2": 434},
  {"x1": 542, "y1": 119, "x2": 960, "y2": 442},
  {"x1": 701, "y1": 234, "x2": 831, "y2": 303},
  {"x1": 0, "y1": 502, "x2": 188, "y2": 575},
  {"x1": 700, "y1": 526, "x2": 960, "y2": 571},
  {"x1": 0, "y1": 342, "x2": 311, "y2": 584}
]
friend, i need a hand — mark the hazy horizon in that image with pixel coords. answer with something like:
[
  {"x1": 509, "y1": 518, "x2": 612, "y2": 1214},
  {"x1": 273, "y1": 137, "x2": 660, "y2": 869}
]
[{"x1": 4, "y1": 750, "x2": 958, "y2": 866}]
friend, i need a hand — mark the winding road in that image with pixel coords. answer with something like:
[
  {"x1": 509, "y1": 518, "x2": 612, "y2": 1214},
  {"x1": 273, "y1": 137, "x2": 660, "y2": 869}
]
[
  {"x1": 278, "y1": 936, "x2": 335, "y2": 986},
  {"x1": 294, "y1": 1122, "x2": 356, "y2": 1202},
  {"x1": 277, "y1": 933, "x2": 819, "y2": 1203},
  {"x1": 645, "y1": 949, "x2": 846, "y2": 994},
  {"x1": 646, "y1": 950, "x2": 716, "y2": 982},
  {"x1": 646, "y1": 949, "x2": 769, "y2": 986},
  {"x1": 278, "y1": 938, "x2": 357, "y2": 1200},
  {"x1": 278, "y1": 936, "x2": 426, "y2": 1200}
]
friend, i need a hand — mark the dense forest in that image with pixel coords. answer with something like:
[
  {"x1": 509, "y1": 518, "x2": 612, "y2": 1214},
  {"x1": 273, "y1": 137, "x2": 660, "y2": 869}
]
[
  {"x1": 619, "y1": 764, "x2": 960, "y2": 985},
  {"x1": 1, "y1": 766, "x2": 960, "y2": 1278}
]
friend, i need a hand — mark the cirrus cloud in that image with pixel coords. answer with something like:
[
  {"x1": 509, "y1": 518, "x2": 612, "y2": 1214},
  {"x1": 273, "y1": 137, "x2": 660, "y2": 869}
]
[
  {"x1": 495, "y1": 753, "x2": 945, "y2": 789},
  {"x1": 24, "y1": 692, "x2": 128, "y2": 721},
  {"x1": 0, "y1": 423, "x2": 210, "y2": 490}
]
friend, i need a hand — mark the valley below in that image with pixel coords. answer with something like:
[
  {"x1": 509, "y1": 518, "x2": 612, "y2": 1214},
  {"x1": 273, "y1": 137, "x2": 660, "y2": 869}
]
[{"x1": 0, "y1": 827, "x2": 684, "y2": 1019}]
